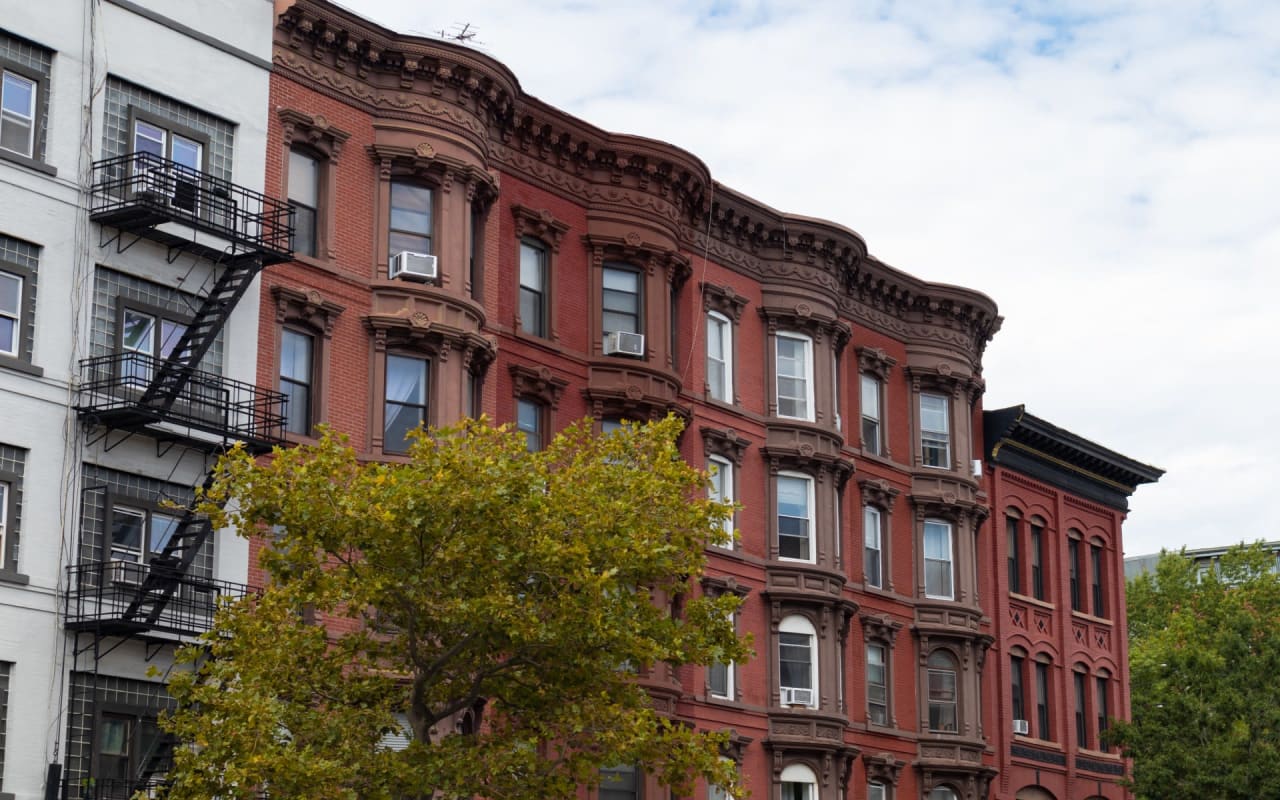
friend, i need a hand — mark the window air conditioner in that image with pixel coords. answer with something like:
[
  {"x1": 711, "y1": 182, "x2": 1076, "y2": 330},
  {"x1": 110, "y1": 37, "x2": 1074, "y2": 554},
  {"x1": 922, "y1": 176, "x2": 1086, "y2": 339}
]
[
  {"x1": 1012, "y1": 719, "x2": 1030, "y2": 735},
  {"x1": 972, "y1": 459, "x2": 984, "y2": 479},
  {"x1": 108, "y1": 559, "x2": 145, "y2": 587},
  {"x1": 389, "y1": 251, "x2": 438, "y2": 281},
  {"x1": 780, "y1": 687, "x2": 814, "y2": 707},
  {"x1": 603, "y1": 331, "x2": 645, "y2": 357}
]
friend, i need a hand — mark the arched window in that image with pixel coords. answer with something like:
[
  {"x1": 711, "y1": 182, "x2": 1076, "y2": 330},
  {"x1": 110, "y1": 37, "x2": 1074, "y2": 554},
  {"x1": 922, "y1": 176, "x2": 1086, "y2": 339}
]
[
  {"x1": 928, "y1": 787, "x2": 958, "y2": 800},
  {"x1": 779, "y1": 615, "x2": 818, "y2": 707},
  {"x1": 780, "y1": 763, "x2": 817, "y2": 800},
  {"x1": 927, "y1": 650, "x2": 959, "y2": 732}
]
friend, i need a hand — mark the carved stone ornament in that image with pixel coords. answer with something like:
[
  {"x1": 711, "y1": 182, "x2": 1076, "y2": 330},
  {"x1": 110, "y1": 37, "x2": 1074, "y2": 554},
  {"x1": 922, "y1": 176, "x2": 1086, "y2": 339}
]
[
  {"x1": 858, "y1": 478, "x2": 900, "y2": 512},
  {"x1": 856, "y1": 345, "x2": 898, "y2": 381},
  {"x1": 759, "y1": 304, "x2": 852, "y2": 352},
  {"x1": 511, "y1": 204, "x2": 571, "y2": 251},
  {"x1": 860, "y1": 613, "x2": 904, "y2": 646},
  {"x1": 508, "y1": 363, "x2": 569, "y2": 408},
  {"x1": 700, "y1": 426, "x2": 752, "y2": 467},
  {"x1": 862, "y1": 752, "x2": 906, "y2": 786},
  {"x1": 366, "y1": 142, "x2": 498, "y2": 203},
  {"x1": 414, "y1": 141, "x2": 435, "y2": 158},
  {"x1": 583, "y1": 233, "x2": 692, "y2": 288},
  {"x1": 718, "y1": 729, "x2": 754, "y2": 765},
  {"x1": 364, "y1": 314, "x2": 495, "y2": 372},
  {"x1": 701, "y1": 281, "x2": 750, "y2": 322},
  {"x1": 278, "y1": 108, "x2": 351, "y2": 161},
  {"x1": 272, "y1": 285, "x2": 346, "y2": 337},
  {"x1": 700, "y1": 575, "x2": 751, "y2": 599}
]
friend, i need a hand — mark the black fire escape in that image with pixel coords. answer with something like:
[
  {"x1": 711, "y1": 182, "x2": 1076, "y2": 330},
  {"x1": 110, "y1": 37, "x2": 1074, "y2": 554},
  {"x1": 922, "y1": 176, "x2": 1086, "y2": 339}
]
[{"x1": 58, "y1": 153, "x2": 294, "y2": 800}]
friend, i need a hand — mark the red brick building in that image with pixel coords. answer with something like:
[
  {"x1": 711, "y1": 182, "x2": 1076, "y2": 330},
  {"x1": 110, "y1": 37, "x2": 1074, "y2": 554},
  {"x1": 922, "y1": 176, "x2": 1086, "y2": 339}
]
[
  {"x1": 983, "y1": 408, "x2": 1161, "y2": 800},
  {"x1": 257, "y1": 3, "x2": 1161, "y2": 799}
]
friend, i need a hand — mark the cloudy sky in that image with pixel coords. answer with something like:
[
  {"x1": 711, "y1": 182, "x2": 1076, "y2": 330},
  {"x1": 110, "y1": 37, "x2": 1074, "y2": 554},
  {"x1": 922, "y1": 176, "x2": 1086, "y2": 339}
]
[{"x1": 342, "y1": 0, "x2": 1277, "y2": 557}]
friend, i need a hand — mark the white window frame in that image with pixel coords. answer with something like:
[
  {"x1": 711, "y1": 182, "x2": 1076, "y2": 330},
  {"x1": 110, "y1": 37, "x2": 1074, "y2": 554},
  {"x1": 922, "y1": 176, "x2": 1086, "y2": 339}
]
[
  {"x1": 776, "y1": 471, "x2": 814, "y2": 563},
  {"x1": 869, "y1": 782, "x2": 887, "y2": 800},
  {"x1": 707, "y1": 757, "x2": 734, "y2": 800},
  {"x1": 778, "y1": 615, "x2": 818, "y2": 707},
  {"x1": 779, "y1": 763, "x2": 817, "y2": 800},
  {"x1": 708, "y1": 609, "x2": 735, "y2": 700},
  {"x1": 775, "y1": 332, "x2": 814, "y2": 421},
  {"x1": 518, "y1": 238, "x2": 548, "y2": 337},
  {"x1": 920, "y1": 392, "x2": 951, "y2": 468},
  {"x1": 0, "y1": 270, "x2": 21, "y2": 358},
  {"x1": 707, "y1": 455, "x2": 734, "y2": 547},
  {"x1": 861, "y1": 373, "x2": 882, "y2": 454},
  {"x1": 924, "y1": 519, "x2": 954, "y2": 600},
  {"x1": 705, "y1": 311, "x2": 732, "y2": 403},
  {"x1": 0, "y1": 481, "x2": 8, "y2": 568},
  {"x1": 867, "y1": 641, "x2": 888, "y2": 726},
  {"x1": 864, "y1": 505, "x2": 883, "y2": 589},
  {"x1": 1, "y1": 69, "x2": 37, "y2": 159}
]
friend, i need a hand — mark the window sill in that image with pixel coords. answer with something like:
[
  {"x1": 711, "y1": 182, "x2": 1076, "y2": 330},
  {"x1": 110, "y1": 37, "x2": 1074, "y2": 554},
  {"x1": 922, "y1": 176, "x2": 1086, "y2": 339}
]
[
  {"x1": 1012, "y1": 734, "x2": 1061, "y2": 750},
  {"x1": 1070, "y1": 610, "x2": 1113, "y2": 626},
  {"x1": 0, "y1": 354, "x2": 44, "y2": 378},
  {"x1": 0, "y1": 148, "x2": 56, "y2": 177},
  {"x1": 1076, "y1": 747, "x2": 1120, "y2": 760},
  {"x1": 0, "y1": 568, "x2": 31, "y2": 586},
  {"x1": 1010, "y1": 591, "x2": 1055, "y2": 610}
]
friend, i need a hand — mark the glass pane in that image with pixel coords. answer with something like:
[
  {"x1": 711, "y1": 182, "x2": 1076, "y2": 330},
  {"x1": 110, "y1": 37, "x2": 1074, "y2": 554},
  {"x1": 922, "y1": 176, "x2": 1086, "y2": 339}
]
[
  {"x1": 517, "y1": 398, "x2": 541, "y2": 451},
  {"x1": 602, "y1": 267, "x2": 638, "y2": 293},
  {"x1": 171, "y1": 135, "x2": 202, "y2": 170},
  {"x1": 519, "y1": 242, "x2": 544, "y2": 289},
  {"x1": 292, "y1": 204, "x2": 317, "y2": 257},
  {"x1": 122, "y1": 310, "x2": 156, "y2": 355},
  {"x1": 384, "y1": 402, "x2": 424, "y2": 452},
  {"x1": 601, "y1": 308, "x2": 637, "y2": 335},
  {"x1": 1, "y1": 72, "x2": 34, "y2": 116},
  {"x1": 386, "y1": 355, "x2": 426, "y2": 404},
  {"x1": 134, "y1": 120, "x2": 166, "y2": 156},
  {"x1": 0, "y1": 271, "x2": 22, "y2": 314},
  {"x1": 924, "y1": 522, "x2": 951, "y2": 558},
  {"x1": 778, "y1": 632, "x2": 812, "y2": 688},
  {"x1": 861, "y1": 374, "x2": 879, "y2": 417},
  {"x1": 159, "y1": 320, "x2": 186, "y2": 360},
  {"x1": 0, "y1": 113, "x2": 32, "y2": 155},
  {"x1": 100, "y1": 715, "x2": 131, "y2": 755},
  {"x1": 0, "y1": 318, "x2": 13, "y2": 356},
  {"x1": 283, "y1": 379, "x2": 310, "y2": 435},
  {"x1": 921, "y1": 393, "x2": 949, "y2": 432},
  {"x1": 390, "y1": 183, "x2": 432, "y2": 234},
  {"x1": 777, "y1": 476, "x2": 808, "y2": 516},
  {"x1": 150, "y1": 512, "x2": 181, "y2": 553},
  {"x1": 281, "y1": 330, "x2": 313, "y2": 383},
  {"x1": 519, "y1": 286, "x2": 543, "y2": 336},
  {"x1": 288, "y1": 150, "x2": 319, "y2": 204},
  {"x1": 111, "y1": 507, "x2": 146, "y2": 556}
]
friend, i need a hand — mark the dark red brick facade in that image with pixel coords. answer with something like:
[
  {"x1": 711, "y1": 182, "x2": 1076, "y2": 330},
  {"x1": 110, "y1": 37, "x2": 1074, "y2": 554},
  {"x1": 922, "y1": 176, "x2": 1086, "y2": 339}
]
[{"x1": 256, "y1": 3, "x2": 1161, "y2": 799}]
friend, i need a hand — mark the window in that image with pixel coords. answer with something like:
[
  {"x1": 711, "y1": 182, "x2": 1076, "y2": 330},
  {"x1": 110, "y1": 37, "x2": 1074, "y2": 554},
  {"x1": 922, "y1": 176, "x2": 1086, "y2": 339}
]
[
  {"x1": 0, "y1": 482, "x2": 7, "y2": 571},
  {"x1": 776, "y1": 473, "x2": 813, "y2": 562},
  {"x1": 1069, "y1": 537, "x2": 1083, "y2": 612},
  {"x1": 0, "y1": 69, "x2": 34, "y2": 158},
  {"x1": 868, "y1": 783, "x2": 886, "y2": 800},
  {"x1": 280, "y1": 329, "x2": 313, "y2": 436},
  {"x1": 384, "y1": 354, "x2": 428, "y2": 454},
  {"x1": 1030, "y1": 522, "x2": 1044, "y2": 600},
  {"x1": 107, "y1": 502, "x2": 182, "y2": 573},
  {"x1": 1011, "y1": 654, "x2": 1026, "y2": 724},
  {"x1": 1090, "y1": 541, "x2": 1105, "y2": 617},
  {"x1": 288, "y1": 149, "x2": 319, "y2": 257},
  {"x1": 707, "y1": 456, "x2": 734, "y2": 546},
  {"x1": 709, "y1": 610, "x2": 735, "y2": 700},
  {"x1": 599, "y1": 764, "x2": 639, "y2": 800},
  {"x1": 706, "y1": 311, "x2": 732, "y2": 402},
  {"x1": 132, "y1": 117, "x2": 205, "y2": 216},
  {"x1": 1007, "y1": 516, "x2": 1021, "y2": 594},
  {"x1": 1096, "y1": 674, "x2": 1110, "y2": 751},
  {"x1": 519, "y1": 239, "x2": 548, "y2": 337},
  {"x1": 861, "y1": 373, "x2": 882, "y2": 454},
  {"x1": 118, "y1": 303, "x2": 188, "y2": 386},
  {"x1": 775, "y1": 333, "x2": 813, "y2": 421},
  {"x1": 927, "y1": 651, "x2": 959, "y2": 732},
  {"x1": 779, "y1": 764, "x2": 816, "y2": 800},
  {"x1": 923, "y1": 519, "x2": 954, "y2": 600},
  {"x1": 867, "y1": 642, "x2": 888, "y2": 725},
  {"x1": 1035, "y1": 660, "x2": 1051, "y2": 740},
  {"x1": 707, "y1": 758, "x2": 734, "y2": 800},
  {"x1": 0, "y1": 269, "x2": 19, "y2": 357},
  {"x1": 928, "y1": 789, "x2": 958, "y2": 800},
  {"x1": 778, "y1": 615, "x2": 816, "y2": 707},
  {"x1": 864, "y1": 505, "x2": 883, "y2": 588},
  {"x1": 516, "y1": 397, "x2": 543, "y2": 452},
  {"x1": 920, "y1": 392, "x2": 950, "y2": 468},
  {"x1": 389, "y1": 180, "x2": 433, "y2": 256},
  {"x1": 602, "y1": 265, "x2": 641, "y2": 343},
  {"x1": 1074, "y1": 670, "x2": 1088, "y2": 748}
]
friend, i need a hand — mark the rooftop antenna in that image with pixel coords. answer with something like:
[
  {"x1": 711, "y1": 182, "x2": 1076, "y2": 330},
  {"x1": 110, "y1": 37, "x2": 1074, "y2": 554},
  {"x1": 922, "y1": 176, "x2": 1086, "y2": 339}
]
[{"x1": 438, "y1": 23, "x2": 481, "y2": 45}]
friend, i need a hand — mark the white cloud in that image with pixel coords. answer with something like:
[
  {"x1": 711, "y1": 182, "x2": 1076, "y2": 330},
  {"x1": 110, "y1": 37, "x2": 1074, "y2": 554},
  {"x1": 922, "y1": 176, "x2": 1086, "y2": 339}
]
[{"x1": 346, "y1": 0, "x2": 1279, "y2": 556}]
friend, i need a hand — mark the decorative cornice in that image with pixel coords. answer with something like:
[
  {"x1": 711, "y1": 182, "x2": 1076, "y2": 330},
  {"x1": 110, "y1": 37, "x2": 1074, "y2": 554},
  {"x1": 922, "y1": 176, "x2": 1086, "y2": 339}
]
[
  {"x1": 278, "y1": 108, "x2": 350, "y2": 160},
  {"x1": 700, "y1": 426, "x2": 752, "y2": 467},
  {"x1": 856, "y1": 346, "x2": 897, "y2": 381},
  {"x1": 862, "y1": 752, "x2": 906, "y2": 786},
  {"x1": 701, "y1": 281, "x2": 750, "y2": 323},
  {"x1": 700, "y1": 574, "x2": 751, "y2": 599},
  {"x1": 511, "y1": 205, "x2": 570, "y2": 251},
  {"x1": 860, "y1": 614, "x2": 904, "y2": 646},
  {"x1": 759, "y1": 303, "x2": 852, "y2": 353},
  {"x1": 857, "y1": 478, "x2": 900, "y2": 512},
  {"x1": 508, "y1": 363, "x2": 569, "y2": 408},
  {"x1": 363, "y1": 313, "x2": 495, "y2": 371},
  {"x1": 366, "y1": 141, "x2": 498, "y2": 202},
  {"x1": 583, "y1": 232, "x2": 692, "y2": 286},
  {"x1": 272, "y1": 285, "x2": 345, "y2": 337}
]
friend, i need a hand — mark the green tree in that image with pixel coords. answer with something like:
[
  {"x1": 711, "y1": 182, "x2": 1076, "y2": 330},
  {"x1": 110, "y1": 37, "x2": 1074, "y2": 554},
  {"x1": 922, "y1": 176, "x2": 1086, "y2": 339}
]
[
  {"x1": 161, "y1": 416, "x2": 750, "y2": 800},
  {"x1": 1110, "y1": 542, "x2": 1280, "y2": 799}
]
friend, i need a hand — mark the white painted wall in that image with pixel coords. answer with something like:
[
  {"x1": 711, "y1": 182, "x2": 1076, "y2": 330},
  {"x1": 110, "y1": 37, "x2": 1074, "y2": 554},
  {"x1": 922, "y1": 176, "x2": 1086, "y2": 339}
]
[{"x1": 0, "y1": 1, "x2": 275, "y2": 797}]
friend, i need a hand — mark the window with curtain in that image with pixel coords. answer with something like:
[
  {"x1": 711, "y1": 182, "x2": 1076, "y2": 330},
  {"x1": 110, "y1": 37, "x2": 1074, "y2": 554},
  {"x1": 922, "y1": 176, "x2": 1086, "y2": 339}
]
[{"x1": 384, "y1": 354, "x2": 428, "y2": 454}]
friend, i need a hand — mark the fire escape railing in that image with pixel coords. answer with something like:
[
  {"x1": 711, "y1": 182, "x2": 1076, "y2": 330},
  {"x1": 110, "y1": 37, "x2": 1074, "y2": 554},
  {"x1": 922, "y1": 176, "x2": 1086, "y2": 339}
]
[
  {"x1": 89, "y1": 152, "x2": 294, "y2": 261},
  {"x1": 64, "y1": 561, "x2": 250, "y2": 637}
]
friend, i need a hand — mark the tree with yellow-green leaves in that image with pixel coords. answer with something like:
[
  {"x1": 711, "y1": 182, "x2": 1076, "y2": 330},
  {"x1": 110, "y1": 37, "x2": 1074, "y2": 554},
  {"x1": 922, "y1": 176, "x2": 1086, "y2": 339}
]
[
  {"x1": 161, "y1": 416, "x2": 750, "y2": 800},
  {"x1": 1109, "y1": 542, "x2": 1280, "y2": 799}
]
